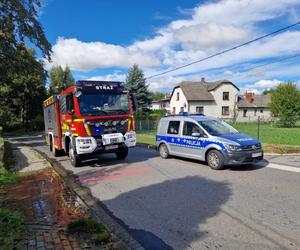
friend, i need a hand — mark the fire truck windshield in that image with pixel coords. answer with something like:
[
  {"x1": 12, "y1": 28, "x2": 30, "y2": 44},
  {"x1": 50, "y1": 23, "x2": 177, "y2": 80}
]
[{"x1": 78, "y1": 93, "x2": 130, "y2": 116}]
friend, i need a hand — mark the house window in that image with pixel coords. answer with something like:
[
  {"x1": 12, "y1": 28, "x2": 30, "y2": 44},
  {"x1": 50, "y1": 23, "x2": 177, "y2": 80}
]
[
  {"x1": 180, "y1": 107, "x2": 184, "y2": 112},
  {"x1": 254, "y1": 109, "x2": 257, "y2": 116},
  {"x1": 176, "y1": 92, "x2": 180, "y2": 101},
  {"x1": 172, "y1": 107, "x2": 176, "y2": 114},
  {"x1": 167, "y1": 121, "x2": 180, "y2": 135},
  {"x1": 260, "y1": 109, "x2": 263, "y2": 113},
  {"x1": 196, "y1": 106, "x2": 204, "y2": 114},
  {"x1": 223, "y1": 92, "x2": 229, "y2": 101},
  {"x1": 243, "y1": 109, "x2": 247, "y2": 117},
  {"x1": 222, "y1": 106, "x2": 229, "y2": 116}
]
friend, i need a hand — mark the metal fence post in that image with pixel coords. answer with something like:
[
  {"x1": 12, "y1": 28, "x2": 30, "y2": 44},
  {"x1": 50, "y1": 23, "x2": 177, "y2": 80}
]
[
  {"x1": 257, "y1": 116, "x2": 260, "y2": 139},
  {"x1": 139, "y1": 120, "x2": 142, "y2": 131}
]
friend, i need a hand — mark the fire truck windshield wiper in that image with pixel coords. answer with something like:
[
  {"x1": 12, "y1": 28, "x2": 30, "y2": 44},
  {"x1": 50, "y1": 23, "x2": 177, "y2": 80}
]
[
  {"x1": 107, "y1": 109, "x2": 128, "y2": 114},
  {"x1": 84, "y1": 110, "x2": 109, "y2": 116}
]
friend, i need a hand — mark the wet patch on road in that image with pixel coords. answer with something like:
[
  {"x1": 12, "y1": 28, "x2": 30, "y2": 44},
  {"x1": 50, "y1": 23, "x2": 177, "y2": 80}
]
[
  {"x1": 2, "y1": 169, "x2": 88, "y2": 225},
  {"x1": 76, "y1": 165, "x2": 155, "y2": 186}
]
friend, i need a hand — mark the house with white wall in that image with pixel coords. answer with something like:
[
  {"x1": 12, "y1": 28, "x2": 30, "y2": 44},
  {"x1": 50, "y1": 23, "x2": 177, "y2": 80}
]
[
  {"x1": 236, "y1": 93, "x2": 271, "y2": 122},
  {"x1": 149, "y1": 95, "x2": 171, "y2": 112},
  {"x1": 170, "y1": 79, "x2": 239, "y2": 119}
]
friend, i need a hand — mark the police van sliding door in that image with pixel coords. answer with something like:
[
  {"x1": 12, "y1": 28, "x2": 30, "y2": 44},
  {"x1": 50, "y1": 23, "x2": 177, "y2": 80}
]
[
  {"x1": 180, "y1": 122, "x2": 204, "y2": 160},
  {"x1": 166, "y1": 121, "x2": 182, "y2": 154}
]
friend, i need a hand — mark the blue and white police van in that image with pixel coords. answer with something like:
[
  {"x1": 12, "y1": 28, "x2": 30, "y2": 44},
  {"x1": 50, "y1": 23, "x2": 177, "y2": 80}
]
[{"x1": 156, "y1": 113, "x2": 263, "y2": 170}]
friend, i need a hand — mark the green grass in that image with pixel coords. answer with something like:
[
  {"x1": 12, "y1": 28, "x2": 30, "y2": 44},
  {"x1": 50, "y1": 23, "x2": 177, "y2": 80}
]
[
  {"x1": 0, "y1": 141, "x2": 17, "y2": 186},
  {"x1": 0, "y1": 208, "x2": 25, "y2": 249},
  {"x1": 136, "y1": 122, "x2": 300, "y2": 147}
]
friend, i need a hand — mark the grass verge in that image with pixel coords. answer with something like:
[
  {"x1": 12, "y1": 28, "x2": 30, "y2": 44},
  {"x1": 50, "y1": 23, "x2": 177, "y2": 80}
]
[
  {"x1": 0, "y1": 138, "x2": 24, "y2": 249},
  {"x1": 0, "y1": 208, "x2": 25, "y2": 249},
  {"x1": 68, "y1": 219, "x2": 111, "y2": 245},
  {"x1": 0, "y1": 141, "x2": 17, "y2": 186}
]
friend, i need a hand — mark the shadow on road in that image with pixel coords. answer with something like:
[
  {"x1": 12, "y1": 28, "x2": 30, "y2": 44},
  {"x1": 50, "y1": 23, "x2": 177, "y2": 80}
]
[{"x1": 100, "y1": 176, "x2": 232, "y2": 249}]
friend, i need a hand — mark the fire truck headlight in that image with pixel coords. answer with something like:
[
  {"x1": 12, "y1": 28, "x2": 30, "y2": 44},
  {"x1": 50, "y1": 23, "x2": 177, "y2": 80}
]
[{"x1": 77, "y1": 138, "x2": 92, "y2": 144}]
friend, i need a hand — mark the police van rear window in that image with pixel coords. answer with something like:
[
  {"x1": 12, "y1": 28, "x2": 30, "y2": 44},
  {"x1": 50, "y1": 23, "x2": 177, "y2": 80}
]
[{"x1": 167, "y1": 121, "x2": 180, "y2": 135}]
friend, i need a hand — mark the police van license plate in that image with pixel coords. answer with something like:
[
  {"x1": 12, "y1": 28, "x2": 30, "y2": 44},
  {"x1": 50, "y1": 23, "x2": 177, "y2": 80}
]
[
  {"x1": 252, "y1": 152, "x2": 262, "y2": 158},
  {"x1": 105, "y1": 145, "x2": 118, "y2": 150}
]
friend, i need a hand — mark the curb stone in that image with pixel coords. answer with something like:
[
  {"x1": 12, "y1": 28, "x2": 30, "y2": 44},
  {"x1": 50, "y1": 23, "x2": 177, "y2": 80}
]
[{"x1": 34, "y1": 148, "x2": 144, "y2": 250}]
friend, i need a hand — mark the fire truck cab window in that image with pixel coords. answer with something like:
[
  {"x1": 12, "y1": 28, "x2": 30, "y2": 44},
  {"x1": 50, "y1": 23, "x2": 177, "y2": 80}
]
[{"x1": 66, "y1": 94, "x2": 74, "y2": 113}]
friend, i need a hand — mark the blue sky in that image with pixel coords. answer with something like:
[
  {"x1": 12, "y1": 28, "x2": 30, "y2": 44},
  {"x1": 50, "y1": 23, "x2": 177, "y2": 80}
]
[{"x1": 39, "y1": 0, "x2": 300, "y2": 93}]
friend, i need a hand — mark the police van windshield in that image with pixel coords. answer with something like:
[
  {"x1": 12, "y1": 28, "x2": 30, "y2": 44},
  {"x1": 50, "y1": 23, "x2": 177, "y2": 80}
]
[
  {"x1": 78, "y1": 93, "x2": 130, "y2": 116},
  {"x1": 198, "y1": 119, "x2": 238, "y2": 136}
]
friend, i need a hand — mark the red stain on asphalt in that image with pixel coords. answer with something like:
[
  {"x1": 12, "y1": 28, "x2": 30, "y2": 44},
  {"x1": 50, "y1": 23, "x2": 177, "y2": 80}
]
[
  {"x1": 80, "y1": 166, "x2": 155, "y2": 186},
  {"x1": 77, "y1": 165, "x2": 147, "y2": 180}
]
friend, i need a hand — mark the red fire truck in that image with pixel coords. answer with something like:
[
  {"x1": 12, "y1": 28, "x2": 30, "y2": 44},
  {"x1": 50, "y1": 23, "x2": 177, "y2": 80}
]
[{"x1": 43, "y1": 80, "x2": 137, "y2": 167}]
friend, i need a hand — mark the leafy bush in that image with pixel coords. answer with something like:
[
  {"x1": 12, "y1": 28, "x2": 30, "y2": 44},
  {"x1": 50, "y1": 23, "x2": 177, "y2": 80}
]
[{"x1": 270, "y1": 82, "x2": 300, "y2": 127}]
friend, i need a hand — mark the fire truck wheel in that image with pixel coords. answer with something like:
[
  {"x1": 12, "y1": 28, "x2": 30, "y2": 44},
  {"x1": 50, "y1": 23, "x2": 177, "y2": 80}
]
[
  {"x1": 51, "y1": 138, "x2": 60, "y2": 157},
  {"x1": 116, "y1": 147, "x2": 128, "y2": 160},
  {"x1": 69, "y1": 143, "x2": 81, "y2": 167}
]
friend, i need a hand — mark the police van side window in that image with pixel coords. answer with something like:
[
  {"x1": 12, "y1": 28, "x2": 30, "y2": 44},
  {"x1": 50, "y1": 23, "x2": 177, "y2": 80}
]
[
  {"x1": 167, "y1": 121, "x2": 180, "y2": 135},
  {"x1": 183, "y1": 122, "x2": 202, "y2": 136}
]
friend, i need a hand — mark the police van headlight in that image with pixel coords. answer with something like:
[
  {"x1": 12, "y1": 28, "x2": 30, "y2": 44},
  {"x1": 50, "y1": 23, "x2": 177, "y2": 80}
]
[{"x1": 225, "y1": 144, "x2": 242, "y2": 151}]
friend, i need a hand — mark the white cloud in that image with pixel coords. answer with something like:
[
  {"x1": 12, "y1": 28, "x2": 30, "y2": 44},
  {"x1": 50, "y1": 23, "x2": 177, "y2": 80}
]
[
  {"x1": 47, "y1": 37, "x2": 160, "y2": 72},
  {"x1": 87, "y1": 73, "x2": 126, "y2": 82},
  {"x1": 174, "y1": 23, "x2": 250, "y2": 50},
  {"x1": 46, "y1": 0, "x2": 300, "y2": 92}
]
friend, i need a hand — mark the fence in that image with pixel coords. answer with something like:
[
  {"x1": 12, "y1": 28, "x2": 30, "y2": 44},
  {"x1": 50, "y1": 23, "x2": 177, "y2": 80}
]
[{"x1": 135, "y1": 119, "x2": 159, "y2": 132}]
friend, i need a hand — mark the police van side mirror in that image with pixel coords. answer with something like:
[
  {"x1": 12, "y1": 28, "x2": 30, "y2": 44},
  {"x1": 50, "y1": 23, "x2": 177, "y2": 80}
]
[{"x1": 192, "y1": 132, "x2": 201, "y2": 137}]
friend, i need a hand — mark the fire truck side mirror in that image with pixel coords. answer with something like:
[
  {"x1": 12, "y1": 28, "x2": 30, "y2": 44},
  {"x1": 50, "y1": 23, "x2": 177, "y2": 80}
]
[
  {"x1": 130, "y1": 94, "x2": 138, "y2": 112},
  {"x1": 67, "y1": 109, "x2": 75, "y2": 115}
]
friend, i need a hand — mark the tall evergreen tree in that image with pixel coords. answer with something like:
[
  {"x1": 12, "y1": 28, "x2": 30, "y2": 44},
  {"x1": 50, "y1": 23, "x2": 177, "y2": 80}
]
[
  {"x1": 125, "y1": 64, "x2": 152, "y2": 111},
  {"x1": 49, "y1": 65, "x2": 74, "y2": 94},
  {"x1": 270, "y1": 82, "x2": 300, "y2": 127}
]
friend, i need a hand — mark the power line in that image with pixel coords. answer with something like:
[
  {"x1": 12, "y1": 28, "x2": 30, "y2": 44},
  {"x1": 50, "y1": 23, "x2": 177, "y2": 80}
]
[
  {"x1": 241, "y1": 54, "x2": 300, "y2": 73},
  {"x1": 146, "y1": 21, "x2": 300, "y2": 80}
]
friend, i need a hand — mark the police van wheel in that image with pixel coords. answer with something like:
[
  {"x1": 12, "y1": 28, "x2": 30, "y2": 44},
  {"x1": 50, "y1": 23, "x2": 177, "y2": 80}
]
[
  {"x1": 159, "y1": 143, "x2": 169, "y2": 159},
  {"x1": 116, "y1": 147, "x2": 128, "y2": 160},
  {"x1": 207, "y1": 150, "x2": 224, "y2": 170},
  {"x1": 69, "y1": 143, "x2": 81, "y2": 167}
]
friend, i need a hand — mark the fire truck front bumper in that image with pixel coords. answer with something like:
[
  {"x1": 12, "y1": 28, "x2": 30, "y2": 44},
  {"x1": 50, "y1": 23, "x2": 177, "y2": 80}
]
[{"x1": 75, "y1": 132, "x2": 136, "y2": 155}]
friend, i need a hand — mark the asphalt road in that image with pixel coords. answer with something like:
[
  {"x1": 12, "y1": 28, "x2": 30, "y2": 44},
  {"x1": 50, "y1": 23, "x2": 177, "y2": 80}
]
[{"x1": 8, "y1": 135, "x2": 300, "y2": 250}]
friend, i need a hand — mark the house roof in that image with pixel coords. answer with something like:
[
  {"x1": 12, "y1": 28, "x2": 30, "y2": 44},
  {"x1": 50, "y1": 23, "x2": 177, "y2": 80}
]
[
  {"x1": 171, "y1": 80, "x2": 239, "y2": 102},
  {"x1": 237, "y1": 94, "x2": 271, "y2": 108}
]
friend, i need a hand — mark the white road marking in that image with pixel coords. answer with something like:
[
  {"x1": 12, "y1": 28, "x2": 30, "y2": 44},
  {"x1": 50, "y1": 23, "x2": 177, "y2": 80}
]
[{"x1": 267, "y1": 163, "x2": 300, "y2": 173}]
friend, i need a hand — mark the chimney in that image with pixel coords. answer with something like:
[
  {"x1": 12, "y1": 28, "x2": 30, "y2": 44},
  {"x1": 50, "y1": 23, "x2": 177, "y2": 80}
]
[
  {"x1": 244, "y1": 92, "x2": 254, "y2": 103},
  {"x1": 201, "y1": 77, "x2": 205, "y2": 83}
]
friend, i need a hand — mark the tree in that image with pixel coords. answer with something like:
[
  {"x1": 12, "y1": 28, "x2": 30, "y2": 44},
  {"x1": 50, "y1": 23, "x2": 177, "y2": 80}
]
[
  {"x1": 270, "y1": 82, "x2": 300, "y2": 127},
  {"x1": 150, "y1": 91, "x2": 166, "y2": 101},
  {"x1": 49, "y1": 65, "x2": 75, "y2": 94},
  {"x1": 0, "y1": 0, "x2": 52, "y2": 60},
  {"x1": 0, "y1": 0, "x2": 51, "y2": 131},
  {"x1": 125, "y1": 64, "x2": 152, "y2": 111},
  {"x1": 0, "y1": 46, "x2": 47, "y2": 130}
]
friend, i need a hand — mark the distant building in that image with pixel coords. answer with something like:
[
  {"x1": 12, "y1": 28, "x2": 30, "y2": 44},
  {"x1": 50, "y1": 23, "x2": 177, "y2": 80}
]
[
  {"x1": 149, "y1": 95, "x2": 171, "y2": 112},
  {"x1": 236, "y1": 93, "x2": 271, "y2": 122},
  {"x1": 169, "y1": 78, "x2": 239, "y2": 119}
]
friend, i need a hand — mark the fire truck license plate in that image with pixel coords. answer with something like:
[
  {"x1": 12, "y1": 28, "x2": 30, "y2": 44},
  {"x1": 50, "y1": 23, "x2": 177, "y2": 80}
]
[
  {"x1": 105, "y1": 145, "x2": 118, "y2": 150},
  {"x1": 110, "y1": 138, "x2": 118, "y2": 144}
]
